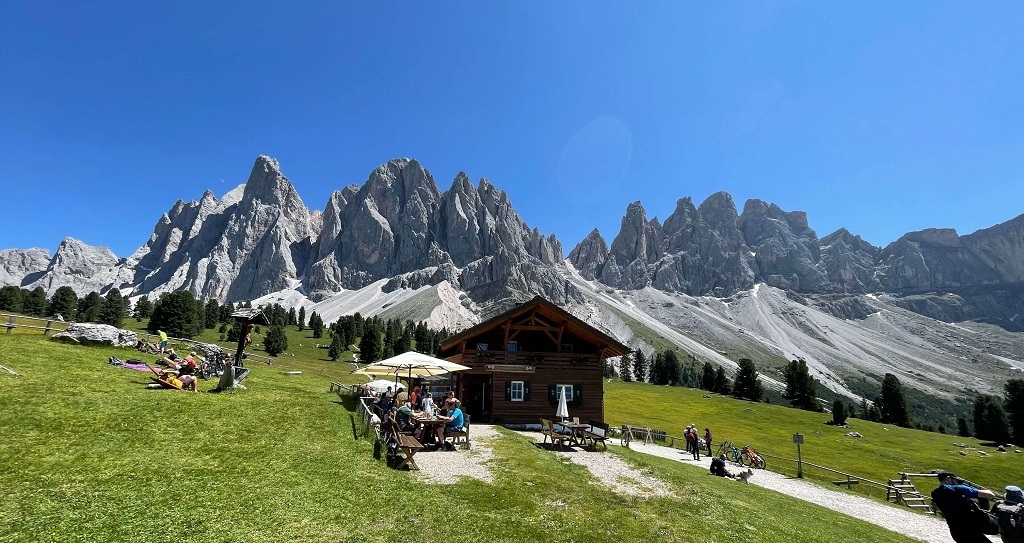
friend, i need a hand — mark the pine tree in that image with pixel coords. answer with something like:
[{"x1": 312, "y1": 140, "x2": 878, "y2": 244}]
[
  {"x1": 359, "y1": 326, "x2": 382, "y2": 364},
  {"x1": 879, "y1": 373, "x2": 912, "y2": 427},
  {"x1": 21, "y1": 287, "x2": 46, "y2": 316},
  {"x1": 1005, "y1": 379, "x2": 1024, "y2": 445},
  {"x1": 974, "y1": 395, "x2": 1011, "y2": 442},
  {"x1": 263, "y1": 325, "x2": 288, "y2": 356},
  {"x1": 957, "y1": 416, "x2": 971, "y2": 437},
  {"x1": 394, "y1": 330, "x2": 412, "y2": 355},
  {"x1": 77, "y1": 291, "x2": 104, "y2": 323},
  {"x1": 0, "y1": 286, "x2": 24, "y2": 312},
  {"x1": 297, "y1": 306, "x2": 306, "y2": 331},
  {"x1": 309, "y1": 312, "x2": 324, "y2": 338},
  {"x1": 327, "y1": 328, "x2": 345, "y2": 361},
  {"x1": 713, "y1": 366, "x2": 731, "y2": 394},
  {"x1": 204, "y1": 299, "x2": 220, "y2": 329},
  {"x1": 732, "y1": 358, "x2": 763, "y2": 401},
  {"x1": 653, "y1": 352, "x2": 668, "y2": 384},
  {"x1": 783, "y1": 358, "x2": 819, "y2": 411},
  {"x1": 831, "y1": 399, "x2": 848, "y2": 425},
  {"x1": 148, "y1": 291, "x2": 204, "y2": 339},
  {"x1": 620, "y1": 352, "x2": 634, "y2": 382},
  {"x1": 47, "y1": 287, "x2": 76, "y2": 321},
  {"x1": 701, "y1": 362, "x2": 716, "y2": 391},
  {"x1": 633, "y1": 349, "x2": 647, "y2": 383},
  {"x1": 287, "y1": 307, "x2": 297, "y2": 326},
  {"x1": 603, "y1": 358, "x2": 616, "y2": 379},
  {"x1": 664, "y1": 350, "x2": 682, "y2": 386},
  {"x1": 99, "y1": 288, "x2": 126, "y2": 327}
]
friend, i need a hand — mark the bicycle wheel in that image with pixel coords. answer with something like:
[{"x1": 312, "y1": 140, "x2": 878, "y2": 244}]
[
  {"x1": 740, "y1": 451, "x2": 753, "y2": 467},
  {"x1": 728, "y1": 449, "x2": 741, "y2": 463},
  {"x1": 620, "y1": 427, "x2": 630, "y2": 447},
  {"x1": 755, "y1": 456, "x2": 766, "y2": 469}
]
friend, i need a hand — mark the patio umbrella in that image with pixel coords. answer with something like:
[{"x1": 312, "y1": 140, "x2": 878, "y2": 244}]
[
  {"x1": 363, "y1": 379, "x2": 405, "y2": 394},
  {"x1": 369, "y1": 350, "x2": 470, "y2": 385},
  {"x1": 555, "y1": 389, "x2": 569, "y2": 422}
]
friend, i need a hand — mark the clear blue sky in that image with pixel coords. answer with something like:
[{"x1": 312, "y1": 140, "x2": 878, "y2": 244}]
[{"x1": 2, "y1": 1, "x2": 1023, "y2": 258}]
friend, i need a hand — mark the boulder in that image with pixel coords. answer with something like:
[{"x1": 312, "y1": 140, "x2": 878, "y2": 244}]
[{"x1": 52, "y1": 323, "x2": 138, "y2": 347}]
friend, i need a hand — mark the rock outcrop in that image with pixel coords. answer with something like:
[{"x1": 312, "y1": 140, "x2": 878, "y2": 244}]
[
  {"x1": 52, "y1": 323, "x2": 138, "y2": 347},
  {"x1": 0, "y1": 247, "x2": 50, "y2": 287}
]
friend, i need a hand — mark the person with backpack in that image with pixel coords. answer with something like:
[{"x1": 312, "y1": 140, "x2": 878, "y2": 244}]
[
  {"x1": 993, "y1": 485, "x2": 1024, "y2": 543},
  {"x1": 931, "y1": 471, "x2": 997, "y2": 543}
]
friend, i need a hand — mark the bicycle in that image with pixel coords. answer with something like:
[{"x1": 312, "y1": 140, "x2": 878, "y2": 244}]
[
  {"x1": 620, "y1": 425, "x2": 632, "y2": 447},
  {"x1": 716, "y1": 440, "x2": 742, "y2": 463},
  {"x1": 198, "y1": 351, "x2": 228, "y2": 380},
  {"x1": 740, "y1": 445, "x2": 767, "y2": 469}
]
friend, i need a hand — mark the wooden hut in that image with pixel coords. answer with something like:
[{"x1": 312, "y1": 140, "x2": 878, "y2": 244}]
[{"x1": 438, "y1": 296, "x2": 629, "y2": 425}]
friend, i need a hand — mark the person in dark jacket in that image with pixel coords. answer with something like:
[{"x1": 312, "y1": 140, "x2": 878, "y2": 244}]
[{"x1": 931, "y1": 471, "x2": 996, "y2": 543}]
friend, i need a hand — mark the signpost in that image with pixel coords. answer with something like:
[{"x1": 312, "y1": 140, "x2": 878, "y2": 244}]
[{"x1": 793, "y1": 433, "x2": 804, "y2": 478}]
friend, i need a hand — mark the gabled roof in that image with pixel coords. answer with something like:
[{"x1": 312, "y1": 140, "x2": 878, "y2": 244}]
[{"x1": 439, "y1": 296, "x2": 629, "y2": 357}]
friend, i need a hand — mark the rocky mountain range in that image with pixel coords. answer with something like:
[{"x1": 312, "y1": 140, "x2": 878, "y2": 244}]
[{"x1": 4, "y1": 155, "x2": 1024, "y2": 406}]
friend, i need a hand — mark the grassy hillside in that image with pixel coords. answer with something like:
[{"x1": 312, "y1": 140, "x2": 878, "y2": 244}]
[
  {"x1": 604, "y1": 380, "x2": 1021, "y2": 502},
  {"x1": 0, "y1": 333, "x2": 931, "y2": 543}
]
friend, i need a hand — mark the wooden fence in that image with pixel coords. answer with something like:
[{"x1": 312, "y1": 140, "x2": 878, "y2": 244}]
[{"x1": 0, "y1": 313, "x2": 71, "y2": 336}]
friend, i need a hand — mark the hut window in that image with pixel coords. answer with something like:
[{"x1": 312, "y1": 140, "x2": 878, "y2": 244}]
[
  {"x1": 560, "y1": 343, "x2": 573, "y2": 353},
  {"x1": 556, "y1": 384, "x2": 573, "y2": 402},
  {"x1": 507, "y1": 341, "x2": 518, "y2": 352},
  {"x1": 510, "y1": 381, "x2": 525, "y2": 401}
]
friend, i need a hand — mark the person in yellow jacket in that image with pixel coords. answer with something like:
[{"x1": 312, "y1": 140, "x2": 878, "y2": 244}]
[{"x1": 158, "y1": 330, "x2": 168, "y2": 353}]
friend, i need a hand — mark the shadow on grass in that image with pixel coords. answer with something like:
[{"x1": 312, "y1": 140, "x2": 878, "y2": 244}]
[{"x1": 530, "y1": 442, "x2": 585, "y2": 453}]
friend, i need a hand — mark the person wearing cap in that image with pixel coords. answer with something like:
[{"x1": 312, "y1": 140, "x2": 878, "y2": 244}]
[
  {"x1": 931, "y1": 471, "x2": 997, "y2": 542},
  {"x1": 992, "y1": 485, "x2": 1024, "y2": 542},
  {"x1": 435, "y1": 399, "x2": 464, "y2": 450}
]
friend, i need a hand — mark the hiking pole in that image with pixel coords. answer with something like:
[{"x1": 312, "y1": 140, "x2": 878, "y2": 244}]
[{"x1": 0, "y1": 363, "x2": 21, "y2": 377}]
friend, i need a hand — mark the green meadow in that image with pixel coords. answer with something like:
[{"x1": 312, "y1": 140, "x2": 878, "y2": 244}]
[{"x1": 0, "y1": 326, "x2": 1017, "y2": 542}]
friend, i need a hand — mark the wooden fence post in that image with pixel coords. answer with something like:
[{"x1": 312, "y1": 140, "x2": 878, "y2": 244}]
[
  {"x1": 44, "y1": 320, "x2": 53, "y2": 336},
  {"x1": 6, "y1": 315, "x2": 14, "y2": 334}
]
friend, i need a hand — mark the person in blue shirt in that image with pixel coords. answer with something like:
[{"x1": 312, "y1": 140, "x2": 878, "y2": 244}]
[
  {"x1": 434, "y1": 399, "x2": 464, "y2": 449},
  {"x1": 931, "y1": 471, "x2": 996, "y2": 543}
]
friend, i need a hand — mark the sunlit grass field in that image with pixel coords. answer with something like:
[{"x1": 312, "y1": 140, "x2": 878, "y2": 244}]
[
  {"x1": 0, "y1": 331, "x2": 939, "y2": 543},
  {"x1": 605, "y1": 380, "x2": 1021, "y2": 502}
]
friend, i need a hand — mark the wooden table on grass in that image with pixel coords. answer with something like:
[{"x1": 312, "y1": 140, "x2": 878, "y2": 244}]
[{"x1": 559, "y1": 422, "x2": 592, "y2": 447}]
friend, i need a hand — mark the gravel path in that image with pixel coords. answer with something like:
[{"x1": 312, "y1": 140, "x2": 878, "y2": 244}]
[
  {"x1": 623, "y1": 440, "x2": 990, "y2": 543},
  {"x1": 414, "y1": 426, "x2": 992, "y2": 543}
]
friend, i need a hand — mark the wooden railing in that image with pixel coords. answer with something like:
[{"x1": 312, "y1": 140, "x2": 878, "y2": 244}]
[
  {"x1": 0, "y1": 313, "x2": 70, "y2": 336},
  {"x1": 758, "y1": 451, "x2": 935, "y2": 513},
  {"x1": 461, "y1": 349, "x2": 599, "y2": 369}
]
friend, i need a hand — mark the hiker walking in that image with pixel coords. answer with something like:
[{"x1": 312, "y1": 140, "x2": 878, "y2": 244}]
[{"x1": 931, "y1": 471, "x2": 996, "y2": 543}]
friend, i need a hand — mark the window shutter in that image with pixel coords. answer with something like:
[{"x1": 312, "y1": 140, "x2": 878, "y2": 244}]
[
  {"x1": 548, "y1": 384, "x2": 557, "y2": 402},
  {"x1": 573, "y1": 384, "x2": 583, "y2": 406},
  {"x1": 505, "y1": 381, "x2": 512, "y2": 401},
  {"x1": 524, "y1": 381, "x2": 531, "y2": 401}
]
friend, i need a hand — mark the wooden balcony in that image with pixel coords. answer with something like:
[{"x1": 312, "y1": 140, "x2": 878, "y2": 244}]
[{"x1": 453, "y1": 349, "x2": 600, "y2": 372}]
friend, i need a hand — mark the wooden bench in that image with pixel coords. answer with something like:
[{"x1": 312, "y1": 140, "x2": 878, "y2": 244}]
[
  {"x1": 386, "y1": 414, "x2": 423, "y2": 470},
  {"x1": 446, "y1": 414, "x2": 470, "y2": 449},
  {"x1": 583, "y1": 420, "x2": 610, "y2": 450},
  {"x1": 540, "y1": 418, "x2": 571, "y2": 450}
]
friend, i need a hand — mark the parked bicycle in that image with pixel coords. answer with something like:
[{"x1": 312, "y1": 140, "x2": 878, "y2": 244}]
[
  {"x1": 716, "y1": 440, "x2": 742, "y2": 463},
  {"x1": 198, "y1": 351, "x2": 228, "y2": 380},
  {"x1": 740, "y1": 445, "x2": 766, "y2": 469}
]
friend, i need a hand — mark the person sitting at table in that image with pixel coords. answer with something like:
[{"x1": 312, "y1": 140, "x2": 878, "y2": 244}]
[
  {"x1": 377, "y1": 387, "x2": 393, "y2": 412},
  {"x1": 434, "y1": 399, "x2": 465, "y2": 450},
  {"x1": 394, "y1": 404, "x2": 416, "y2": 434},
  {"x1": 410, "y1": 386, "x2": 420, "y2": 410}
]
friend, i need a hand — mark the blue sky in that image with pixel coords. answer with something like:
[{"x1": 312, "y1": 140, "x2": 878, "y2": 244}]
[{"x1": 2, "y1": 1, "x2": 1023, "y2": 258}]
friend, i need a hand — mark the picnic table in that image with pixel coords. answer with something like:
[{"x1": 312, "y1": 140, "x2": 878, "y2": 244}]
[{"x1": 559, "y1": 421, "x2": 592, "y2": 447}]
